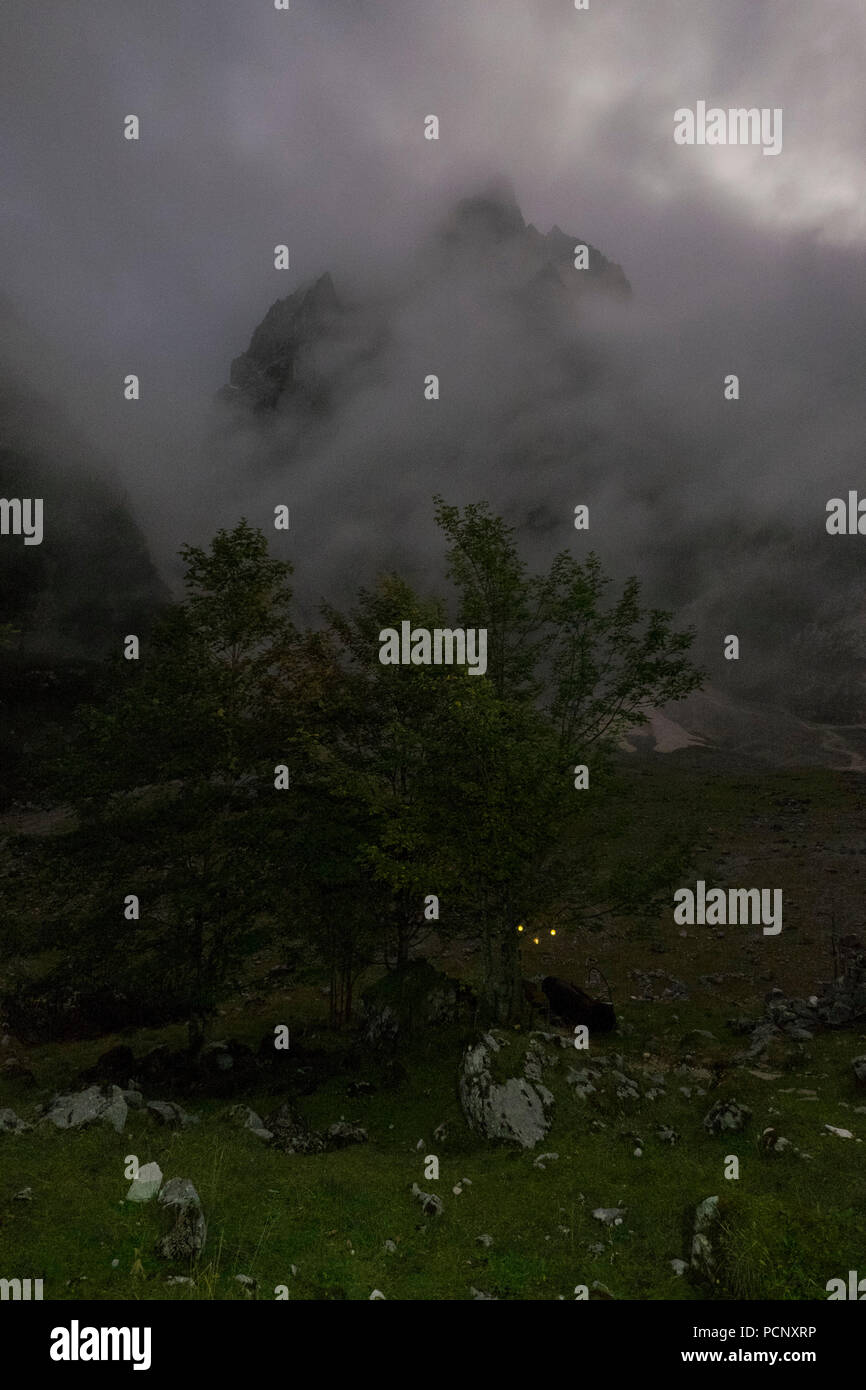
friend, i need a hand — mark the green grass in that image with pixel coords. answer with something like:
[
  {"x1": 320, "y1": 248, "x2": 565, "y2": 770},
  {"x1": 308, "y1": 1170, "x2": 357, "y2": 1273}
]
[{"x1": 2, "y1": 758, "x2": 866, "y2": 1300}]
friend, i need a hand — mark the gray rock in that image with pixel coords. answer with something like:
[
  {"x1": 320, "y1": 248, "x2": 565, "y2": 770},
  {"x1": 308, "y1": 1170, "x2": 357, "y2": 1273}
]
[
  {"x1": 147, "y1": 1100, "x2": 200, "y2": 1129},
  {"x1": 383, "y1": 1239, "x2": 397, "y2": 1254},
  {"x1": 223, "y1": 1104, "x2": 272, "y2": 1140},
  {"x1": 0, "y1": 1107, "x2": 31, "y2": 1134},
  {"x1": 325, "y1": 1121, "x2": 368, "y2": 1148},
  {"x1": 703, "y1": 1099, "x2": 751, "y2": 1135},
  {"x1": 42, "y1": 1085, "x2": 127, "y2": 1134},
  {"x1": 411, "y1": 1182, "x2": 443, "y2": 1216},
  {"x1": 470, "y1": 1286, "x2": 497, "y2": 1300},
  {"x1": 458, "y1": 1032, "x2": 554, "y2": 1149},
  {"x1": 533, "y1": 1152, "x2": 559, "y2": 1169},
  {"x1": 566, "y1": 1068, "x2": 597, "y2": 1100},
  {"x1": 476, "y1": 1234, "x2": 494, "y2": 1247},
  {"x1": 690, "y1": 1195, "x2": 719, "y2": 1280},
  {"x1": 592, "y1": 1207, "x2": 625, "y2": 1225},
  {"x1": 852, "y1": 1056, "x2": 866, "y2": 1086},
  {"x1": 157, "y1": 1178, "x2": 207, "y2": 1260},
  {"x1": 126, "y1": 1161, "x2": 163, "y2": 1203},
  {"x1": 121, "y1": 1090, "x2": 145, "y2": 1109},
  {"x1": 671, "y1": 1258, "x2": 688, "y2": 1276},
  {"x1": 266, "y1": 1102, "x2": 325, "y2": 1154}
]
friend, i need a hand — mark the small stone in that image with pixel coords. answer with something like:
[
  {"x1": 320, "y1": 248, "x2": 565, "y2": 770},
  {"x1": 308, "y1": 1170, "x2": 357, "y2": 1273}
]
[
  {"x1": 370, "y1": 1289, "x2": 386, "y2": 1299},
  {"x1": 411, "y1": 1182, "x2": 443, "y2": 1217},
  {"x1": 533, "y1": 1152, "x2": 559, "y2": 1170},
  {"x1": 592, "y1": 1207, "x2": 626, "y2": 1225},
  {"x1": 383, "y1": 1240, "x2": 397, "y2": 1254},
  {"x1": 824, "y1": 1124, "x2": 854, "y2": 1139},
  {"x1": 476, "y1": 1234, "x2": 493, "y2": 1247},
  {"x1": 671, "y1": 1259, "x2": 688, "y2": 1276}
]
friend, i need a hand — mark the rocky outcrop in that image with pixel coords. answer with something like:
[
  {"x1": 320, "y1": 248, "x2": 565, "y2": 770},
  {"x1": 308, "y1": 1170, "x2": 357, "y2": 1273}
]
[
  {"x1": 41, "y1": 1084, "x2": 128, "y2": 1134},
  {"x1": 458, "y1": 1030, "x2": 555, "y2": 1149},
  {"x1": 219, "y1": 182, "x2": 631, "y2": 419},
  {"x1": 729, "y1": 955, "x2": 866, "y2": 1063}
]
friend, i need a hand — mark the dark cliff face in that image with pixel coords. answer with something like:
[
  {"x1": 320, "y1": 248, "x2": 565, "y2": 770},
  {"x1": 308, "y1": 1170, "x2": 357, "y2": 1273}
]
[
  {"x1": 218, "y1": 183, "x2": 631, "y2": 417},
  {"x1": 0, "y1": 359, "x2": 167, "y2": 659}
]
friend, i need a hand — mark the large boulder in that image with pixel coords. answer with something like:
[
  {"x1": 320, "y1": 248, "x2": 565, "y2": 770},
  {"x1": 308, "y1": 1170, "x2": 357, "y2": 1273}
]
[
  {"x1": 361, "y1": 960, "x2": 459, "y2": 1047},
  {"x1": 41, "y1": 1084, "x2": 127, "y2": 1133},
  {"x1": 458, "y1": 1031, "x2": 555, "y2": 1149}
]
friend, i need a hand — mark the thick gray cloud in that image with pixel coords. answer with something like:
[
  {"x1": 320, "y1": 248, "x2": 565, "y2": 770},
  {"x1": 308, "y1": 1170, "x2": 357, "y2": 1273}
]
[{"x1": 2, "y1": 0, "x2": 866, "y2": 719}]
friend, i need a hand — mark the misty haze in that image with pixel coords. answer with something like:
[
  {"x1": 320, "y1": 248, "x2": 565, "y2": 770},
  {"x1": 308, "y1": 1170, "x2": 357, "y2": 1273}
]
[{"x1": 2, "y1": 0, "x2": 866, "y2": 1328}]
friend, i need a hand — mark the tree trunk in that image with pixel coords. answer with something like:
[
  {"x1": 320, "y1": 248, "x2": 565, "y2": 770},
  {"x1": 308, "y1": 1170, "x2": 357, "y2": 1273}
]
[{"x1": 480, "y1": 921, "x2": 524, "y2": 1025}]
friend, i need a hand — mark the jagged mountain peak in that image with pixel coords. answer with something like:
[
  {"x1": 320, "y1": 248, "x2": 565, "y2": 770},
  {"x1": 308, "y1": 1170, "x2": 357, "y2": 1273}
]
[{"x1": 219, "y1": 182, "x2": 630, "y2": 415}]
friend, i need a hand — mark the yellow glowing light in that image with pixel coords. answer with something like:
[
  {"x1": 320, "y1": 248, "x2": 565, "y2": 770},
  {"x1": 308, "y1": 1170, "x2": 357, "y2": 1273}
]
[
  {"x1": 517, "y1": 924, "x2": 524, "y2": 932},
  {"x1": 550, "y1": 929, "x2": 556, "y2": 936},
  {"x1": 533, "y1": 937, "x2": 539, "y2": 944}
]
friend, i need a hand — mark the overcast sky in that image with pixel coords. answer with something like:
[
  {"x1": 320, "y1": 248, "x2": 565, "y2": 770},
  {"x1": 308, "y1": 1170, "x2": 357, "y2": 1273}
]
[{"x1": 2, "y1": 0, "x2": 866, "y2": 711}]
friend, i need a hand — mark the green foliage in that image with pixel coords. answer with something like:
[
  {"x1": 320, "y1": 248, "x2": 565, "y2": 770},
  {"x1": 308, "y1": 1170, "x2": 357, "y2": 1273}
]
[{"x1": 57, "y1": 501, "x2": 703, "y2": 1037}]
